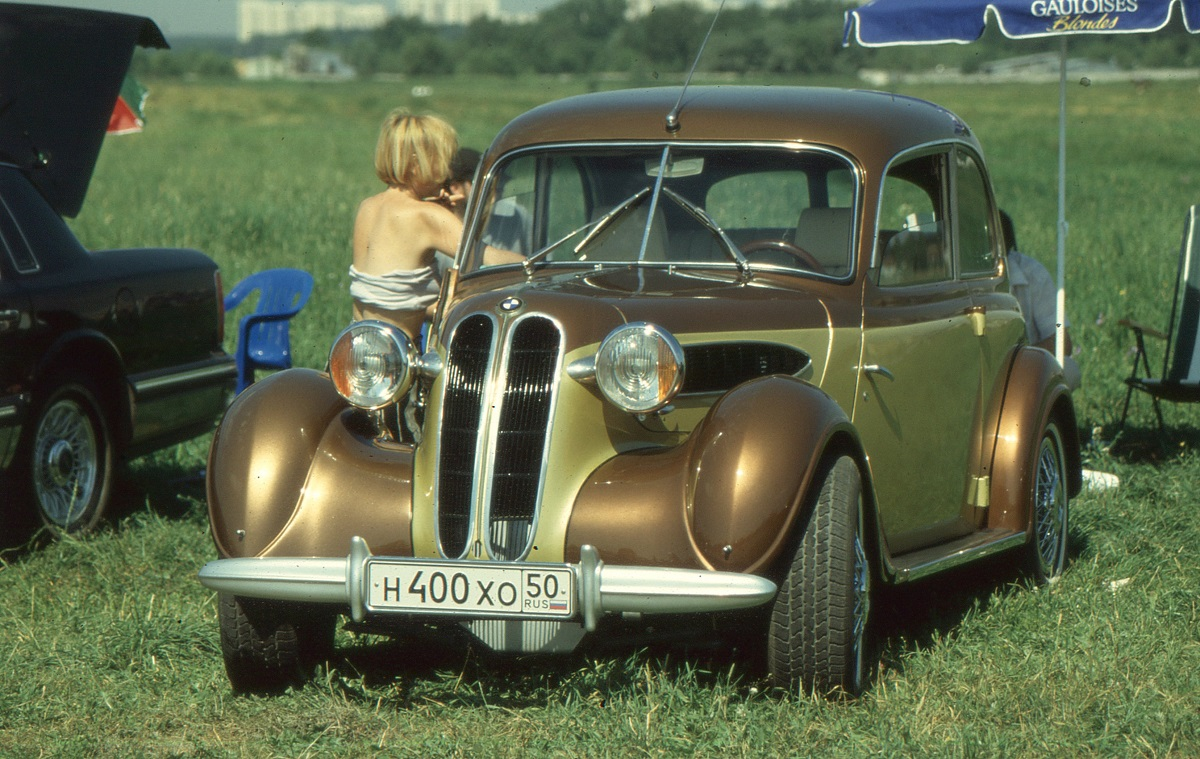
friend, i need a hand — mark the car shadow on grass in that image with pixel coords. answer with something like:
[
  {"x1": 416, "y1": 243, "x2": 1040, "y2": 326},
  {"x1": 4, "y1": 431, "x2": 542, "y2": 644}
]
[
  {"x1": 311, "y1": 540, "x2": 1085, "y2": 707},
  {"x1": 317, "y1": 614, "x2": 769, "y2": 709}
]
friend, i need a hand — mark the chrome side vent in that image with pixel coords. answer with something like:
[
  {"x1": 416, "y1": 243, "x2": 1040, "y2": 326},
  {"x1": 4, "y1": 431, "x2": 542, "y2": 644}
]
[
  {"x1": 438, "y1": 315, "x2": 494, "y2": 558},
  {"x1": 488, "y1": 316, "x2": 560, "y2": 560},
  {"x1": 681, "y1": 342, "x2": 810, "y2": 395}
]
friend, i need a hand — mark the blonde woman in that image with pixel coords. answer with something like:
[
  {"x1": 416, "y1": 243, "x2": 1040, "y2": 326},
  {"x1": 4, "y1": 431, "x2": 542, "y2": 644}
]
[{"x1": 350, "y1": 110, "x2": 518, "y2": 343}]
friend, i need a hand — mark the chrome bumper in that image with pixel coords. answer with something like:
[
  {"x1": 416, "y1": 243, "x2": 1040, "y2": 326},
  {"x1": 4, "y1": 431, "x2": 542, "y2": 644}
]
[{"x1": 197, "y1": 537, "x2": 778, "y2": 631}]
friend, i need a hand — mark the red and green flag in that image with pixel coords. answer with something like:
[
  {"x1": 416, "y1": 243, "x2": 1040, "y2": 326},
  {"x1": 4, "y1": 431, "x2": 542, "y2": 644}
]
[{"x1": 108, "y1": 75, "x2": 149, "y2": 134}]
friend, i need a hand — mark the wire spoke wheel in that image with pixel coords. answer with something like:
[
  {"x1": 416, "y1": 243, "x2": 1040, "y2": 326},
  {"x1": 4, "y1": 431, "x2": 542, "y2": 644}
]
[
  {"x1": 1028, "y1": 420, "x2": 1069, "y2": 583},
  {"x1": 28, "y1": 382, "x2": 112, "y2": 532}
]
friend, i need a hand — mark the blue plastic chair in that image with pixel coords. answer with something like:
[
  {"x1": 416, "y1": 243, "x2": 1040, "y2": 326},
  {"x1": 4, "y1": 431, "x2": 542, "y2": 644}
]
[{"x1": 224, "y1": 268, "x2": 314, "y2": 393}]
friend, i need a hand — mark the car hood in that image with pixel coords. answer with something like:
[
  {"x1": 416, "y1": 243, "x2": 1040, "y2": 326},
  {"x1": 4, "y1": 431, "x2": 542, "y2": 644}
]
[
  {"x1": 0, "y1": 3, "x2": 167, "y2": 217},
  {"x1": 447, "y1": 266, "x2": 838, "y2": 346}
]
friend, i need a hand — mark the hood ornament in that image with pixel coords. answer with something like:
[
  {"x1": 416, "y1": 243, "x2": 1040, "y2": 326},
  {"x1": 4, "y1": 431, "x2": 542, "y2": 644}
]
[{"x1": 499, "y1": 296, "x2": 522, "y2": 313}]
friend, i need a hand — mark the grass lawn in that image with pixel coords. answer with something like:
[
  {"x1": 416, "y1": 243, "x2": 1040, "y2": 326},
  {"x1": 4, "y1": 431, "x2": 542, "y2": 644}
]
[{"x1": 1, "y1": 73, "x2": 1198, "y2": 756}]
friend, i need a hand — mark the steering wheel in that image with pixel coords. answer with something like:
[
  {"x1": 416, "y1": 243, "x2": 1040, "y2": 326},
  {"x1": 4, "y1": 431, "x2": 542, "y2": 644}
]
[{"x1": 738, "y1": 239, "x2": 824, "y2": 273}]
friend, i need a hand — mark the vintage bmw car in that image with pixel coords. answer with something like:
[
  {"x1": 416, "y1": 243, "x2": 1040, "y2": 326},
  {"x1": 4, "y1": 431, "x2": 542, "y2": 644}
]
[
  {"x1": 0, "y1": 5, "x2": 235, "y2": 534},
  {"x1": 200, "y1": 85, "x2": 1081, "y2": 696}
]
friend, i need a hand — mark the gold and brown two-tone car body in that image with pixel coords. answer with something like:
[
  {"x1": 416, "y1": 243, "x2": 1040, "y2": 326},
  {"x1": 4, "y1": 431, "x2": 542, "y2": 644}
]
[{"x1": 199, "y1": 86, "x2": 1081, "y2": 696}]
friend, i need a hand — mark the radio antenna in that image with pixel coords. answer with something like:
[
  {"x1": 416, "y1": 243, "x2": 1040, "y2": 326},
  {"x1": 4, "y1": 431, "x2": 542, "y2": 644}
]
[{"x1": 665, "y1": 0, "x2": 725, "y2": 133}]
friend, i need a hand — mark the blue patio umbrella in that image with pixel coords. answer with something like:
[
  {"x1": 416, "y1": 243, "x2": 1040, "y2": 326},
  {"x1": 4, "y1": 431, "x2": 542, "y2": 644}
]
[{"x1": 844, "y1": 0, "x2": 1200, "y2": 364}]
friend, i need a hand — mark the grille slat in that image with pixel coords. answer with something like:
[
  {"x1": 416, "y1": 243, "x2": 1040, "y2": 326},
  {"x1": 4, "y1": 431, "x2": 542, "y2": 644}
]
[
  {"x1": 682, "y1": 343, "x2": 809, "y2": 394},
  {"x1": 438, "y1": 315, "x2": 494, "y2": 558},
  {"x1": 488, "y1": 317, "x2": 559, "y2": 559}
]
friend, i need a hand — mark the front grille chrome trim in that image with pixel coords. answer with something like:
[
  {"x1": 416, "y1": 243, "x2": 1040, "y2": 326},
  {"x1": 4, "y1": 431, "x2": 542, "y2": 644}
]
[
  {"x1": 435, "y1": 311, "x2": 563, "y2": 562},
  {"x1": 436, "y1": 313, "x2": 498, "y2": 559},
  {"x1": 479, "y1": 313, "x2": 563, "y2": 562}
]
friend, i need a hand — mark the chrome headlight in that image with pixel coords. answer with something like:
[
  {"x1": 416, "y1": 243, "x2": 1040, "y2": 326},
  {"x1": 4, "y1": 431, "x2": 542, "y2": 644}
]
[
  {"x1": 328, "y1": 320, "x2": 415, "y2": 409},
  {"x1": 595, "y1": 322, "x2": 685, "y2": 414}
]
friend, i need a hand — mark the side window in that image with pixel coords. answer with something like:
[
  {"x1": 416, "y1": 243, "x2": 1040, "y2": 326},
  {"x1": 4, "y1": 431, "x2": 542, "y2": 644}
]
[
  {"x1": 956, "y1": 149, "x2": 999, "y2": 278},
  {"x1": 877, "y1": 153, "x2": 949, "y2": 287}
]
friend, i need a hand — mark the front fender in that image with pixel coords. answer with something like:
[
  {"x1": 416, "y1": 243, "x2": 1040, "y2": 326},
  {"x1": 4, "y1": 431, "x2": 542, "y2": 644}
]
[
  {"x1": 988, "y1": 347, "x2": 1082, "y2": 533},
  {"x1": 207, "y1": 368, "x2": 414, "y2": 559},
  {"x1": 567, "y1": 376, "x2": 856, "y2": 574}
]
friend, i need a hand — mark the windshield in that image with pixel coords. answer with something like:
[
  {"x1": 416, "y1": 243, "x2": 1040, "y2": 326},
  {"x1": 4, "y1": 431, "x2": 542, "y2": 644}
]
[{"x1": 463, "y1": 145, "x2": 858, "y2": 280}]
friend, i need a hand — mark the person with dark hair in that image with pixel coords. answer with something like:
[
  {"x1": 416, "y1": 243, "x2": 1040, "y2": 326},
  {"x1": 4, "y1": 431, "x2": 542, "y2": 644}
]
[
  {"x1": 1000, "y1": 209, "x2": 1080, "y2": 390},
  {"x1": 350, "y1": 114, "x2": 519, "y2": 344},
  {"x1": 445, "y1": 147, "x2": 482, "y2": 221}
]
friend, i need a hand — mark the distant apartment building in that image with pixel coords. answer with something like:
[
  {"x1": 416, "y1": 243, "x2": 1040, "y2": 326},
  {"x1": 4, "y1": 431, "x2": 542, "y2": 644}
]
[
  {"x1": 237, "y1": 1, "x2": 390, "y2": 43},
  {"x1": 237, "y1": 0, "x2": 785, "y2": 41},
  {"x1": 624, "y1": 0, "x2": 789, "y2": 17},
  {"x1": 398, "y1": 0, "x2": 501, "y2": 25}
]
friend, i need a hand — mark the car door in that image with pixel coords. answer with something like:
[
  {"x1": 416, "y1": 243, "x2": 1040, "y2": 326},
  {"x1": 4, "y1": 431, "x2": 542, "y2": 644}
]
[
  {"x1": 852, "y1": 149, "x2": 983, "y2": 555},
  {"x1": 953, "y1": 147, "x2": 1026, "y2": 524},
  {"x1": 0, "y1": 188, "x2": 36, "y2": 469}
]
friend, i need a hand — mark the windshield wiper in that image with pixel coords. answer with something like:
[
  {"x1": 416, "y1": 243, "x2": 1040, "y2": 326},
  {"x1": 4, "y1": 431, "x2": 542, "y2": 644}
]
[
  {"x1": 660, "y1": 187, "x2": 752, "y2": 279},
  {"x1": 522, "y1": 187, "x2": 651, "y2": 276}
]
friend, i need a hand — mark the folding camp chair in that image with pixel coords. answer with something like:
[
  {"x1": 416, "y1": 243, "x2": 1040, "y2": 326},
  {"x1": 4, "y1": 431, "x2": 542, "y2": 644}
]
[
  {"x1": 1118, "y1": 204, "x2": 1200, "y2": 433},
  {"x1": 224, "y1": 268, "x2": 314, "y2": 394}
]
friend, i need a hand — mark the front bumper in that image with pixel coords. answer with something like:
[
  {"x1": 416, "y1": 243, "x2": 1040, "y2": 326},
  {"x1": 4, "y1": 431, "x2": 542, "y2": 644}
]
[{"x1": 197, "y1": 537, "x2": 778, "y2": 632}]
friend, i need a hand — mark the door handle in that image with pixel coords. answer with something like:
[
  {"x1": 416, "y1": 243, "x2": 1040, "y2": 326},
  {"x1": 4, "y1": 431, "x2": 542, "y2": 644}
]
[
  {"x1": 860, "y1": 364, "x2": 895, "y2": 381},
  {"x1": 0, "y1": 309, "x2": 21, "y2": 333}
]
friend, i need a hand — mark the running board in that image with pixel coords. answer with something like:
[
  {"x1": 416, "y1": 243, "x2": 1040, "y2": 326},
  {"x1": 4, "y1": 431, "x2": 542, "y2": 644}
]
[{"x1": 888, "y1": 528, "x2": 1026, "y2": 583}]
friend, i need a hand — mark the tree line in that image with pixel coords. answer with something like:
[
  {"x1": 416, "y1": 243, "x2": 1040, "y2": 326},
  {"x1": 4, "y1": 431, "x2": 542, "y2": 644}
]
[{"x1": 134, "y1": 0, "x2": 1198, "y2": 80}]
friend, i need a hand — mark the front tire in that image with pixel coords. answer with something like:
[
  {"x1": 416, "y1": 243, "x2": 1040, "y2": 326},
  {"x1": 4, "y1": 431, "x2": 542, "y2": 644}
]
[
  {"x1": 27, "y1": 380, "x2": 114, "y2": 533},
  {"x1": 768, "y1": 455, "x2": 873, "y2": 697},
  {"x1": 1026, "y1": 420, "x2": 1069, "y2": 583},
  {"x1": 218, "y1": 594, "x2": 336, "y2": 694}
]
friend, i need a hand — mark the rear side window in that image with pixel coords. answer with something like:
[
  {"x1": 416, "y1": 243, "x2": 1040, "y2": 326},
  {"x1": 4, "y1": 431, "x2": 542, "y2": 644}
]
[
  {"x1": 955, "y1": 149, "x2": 1000, "y2": 278},
  {"x1": 0, "y1": 167, "x2": 89, "y2": 274},
  {"x1": 0, "y1": 192, "x2": 39, "y2": 274}
]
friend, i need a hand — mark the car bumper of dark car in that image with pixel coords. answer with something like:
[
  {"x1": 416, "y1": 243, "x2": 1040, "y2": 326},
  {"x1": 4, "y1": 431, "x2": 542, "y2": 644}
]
[
  {"x1": 128, "y1": 354, "x2": 236, "y2": 454},
  {"x1": 198, "y1": 536, "x2": 778, "y2": 634}
]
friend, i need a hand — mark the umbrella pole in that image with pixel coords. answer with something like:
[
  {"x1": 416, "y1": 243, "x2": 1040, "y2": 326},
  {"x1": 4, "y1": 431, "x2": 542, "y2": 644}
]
[{"x1": 1056, "y1": 37, "x2": 1068, "y2": 368}]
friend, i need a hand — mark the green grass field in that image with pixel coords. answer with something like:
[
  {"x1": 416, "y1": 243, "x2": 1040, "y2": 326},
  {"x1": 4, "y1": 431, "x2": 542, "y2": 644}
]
[{"x1": 2, "y1": 74, "x2": 1199, "y2": 756}]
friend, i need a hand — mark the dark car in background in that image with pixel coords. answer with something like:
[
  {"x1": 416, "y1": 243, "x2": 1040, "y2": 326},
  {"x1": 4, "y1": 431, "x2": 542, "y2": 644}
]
[{"x1": 0, "y1": 4, "x2": 235, "y2": 534}]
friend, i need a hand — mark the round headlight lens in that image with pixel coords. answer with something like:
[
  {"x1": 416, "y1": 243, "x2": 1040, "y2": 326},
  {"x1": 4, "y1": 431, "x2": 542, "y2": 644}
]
[
  {"x1": 328, "y1": 321, "x2": 414, "y2": 409},
  {"x1": 595, "y1": 322, "x2": 685, "y2": 414}
]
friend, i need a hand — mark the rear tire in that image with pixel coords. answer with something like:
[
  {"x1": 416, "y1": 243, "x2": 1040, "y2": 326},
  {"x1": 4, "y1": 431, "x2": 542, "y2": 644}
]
[
  {"x1": 768, "y1": 455, "x2": 873, "y2": 697},
  {"x1": 1025, "y1": 419, "x2": 1069, "y2": 583},
  {"x1": 218, "y1": 594, "x2": 336, "y2": 694},
  {"x1": 27, "y1": 380, "x2": 114, "y2": 533}
]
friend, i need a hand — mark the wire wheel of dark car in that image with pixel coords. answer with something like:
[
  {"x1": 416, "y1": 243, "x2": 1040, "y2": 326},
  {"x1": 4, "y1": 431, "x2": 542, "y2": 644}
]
[
  {"x1": 218, "y1": 594, "x2": 336, "y2": 694},
  {"x1": 767, "y1": 455, "x2": 872, "y2": 697},
  {"x1": 28, "y1": 380, "x2": 113, "y2": 533},
  {"x1": 1026, "y1": 420, "x2": 1069, "y2": 584}
]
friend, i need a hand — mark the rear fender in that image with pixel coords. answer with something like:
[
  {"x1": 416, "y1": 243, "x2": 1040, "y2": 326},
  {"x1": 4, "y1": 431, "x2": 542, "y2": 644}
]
[
  {"x1": 987, "y1": 347, "x2": 1082, "y2": 533},
  {"x1": 567, "y1": 376, "x2": 857, "y2": 575},
  {"x1": 207, "y1": 368, "x2": 414, "y2": 559}
]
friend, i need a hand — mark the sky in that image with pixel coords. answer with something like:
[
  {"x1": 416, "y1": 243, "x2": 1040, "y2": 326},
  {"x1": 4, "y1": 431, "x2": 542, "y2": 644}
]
[{"x1": 29, "y1": 0, "x2": 563, "y2": 38}]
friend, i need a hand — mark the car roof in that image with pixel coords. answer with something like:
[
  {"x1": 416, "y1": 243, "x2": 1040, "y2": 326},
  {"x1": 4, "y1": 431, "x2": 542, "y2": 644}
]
[
  {"x1": 0, "y1": 3, "x2": 167, "y2": 217},
  {"x1": 486, "y1": 86, "x2": 978, "y2": 173}
]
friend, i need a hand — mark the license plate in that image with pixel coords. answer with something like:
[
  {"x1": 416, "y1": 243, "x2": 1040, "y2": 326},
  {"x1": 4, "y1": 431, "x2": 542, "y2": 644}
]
[{"x1": 365, "y1": 559, "x2": 575, "y2": 618}]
